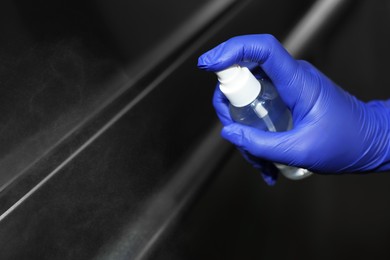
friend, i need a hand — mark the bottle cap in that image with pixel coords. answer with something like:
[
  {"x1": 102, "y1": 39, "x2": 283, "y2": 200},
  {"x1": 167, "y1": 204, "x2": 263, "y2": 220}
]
[{"x1": 216, "y1": 65, "x2": 261, "y2": 107}]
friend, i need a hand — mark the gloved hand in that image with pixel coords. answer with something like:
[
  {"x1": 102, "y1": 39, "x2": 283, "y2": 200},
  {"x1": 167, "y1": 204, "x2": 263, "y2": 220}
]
[{"x1": 198, "y1": 34, "x2": 390, "y2": 184}]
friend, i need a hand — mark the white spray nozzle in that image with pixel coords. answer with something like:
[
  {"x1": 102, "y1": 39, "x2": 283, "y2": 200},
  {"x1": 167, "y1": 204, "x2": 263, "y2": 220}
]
[
  {"x1": 216, "y1": 65, "x2": 261, "y2": 107},
  {"x1": 216, "y1": 65, "x2": 240, "y2": 83}
]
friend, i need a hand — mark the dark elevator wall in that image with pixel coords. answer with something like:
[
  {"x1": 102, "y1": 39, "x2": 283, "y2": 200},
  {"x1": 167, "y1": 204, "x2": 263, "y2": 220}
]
[{"x1": 0, "y1": 0, "x2": 389, "y2": 260}]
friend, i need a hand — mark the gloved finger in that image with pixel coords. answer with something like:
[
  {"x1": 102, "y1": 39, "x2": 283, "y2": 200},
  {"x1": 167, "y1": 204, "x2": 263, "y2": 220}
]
[
  {"x1": 221, "y1": 123, "x2": 301, "y2": 167},
  {"x1": 259, "y1": 160, "x2": 279, "y2": 186},
  {"x1": 198, "y1": 34, "x2": 301, "y2": 108},
  {"x1": 238, "y1": 148, "x2": 278, "y2": 186},
  {"x1": 212, "y1": 85, "x2": 234, "y2": 126}
]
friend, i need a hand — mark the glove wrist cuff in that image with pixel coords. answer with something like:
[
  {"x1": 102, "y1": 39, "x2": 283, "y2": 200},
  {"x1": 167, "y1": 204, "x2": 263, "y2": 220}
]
[{"x1": 365, "y1": 100, "x2": 390, "y2": 172}]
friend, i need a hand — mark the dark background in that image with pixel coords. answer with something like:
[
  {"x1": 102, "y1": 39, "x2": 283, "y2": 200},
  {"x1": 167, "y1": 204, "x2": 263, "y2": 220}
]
[{"x1": 0, "y1": 0, "x2": 389, "y2": 259}]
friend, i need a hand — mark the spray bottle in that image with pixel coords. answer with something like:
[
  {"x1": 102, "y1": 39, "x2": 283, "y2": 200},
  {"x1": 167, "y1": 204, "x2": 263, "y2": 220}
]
[{"x1": 216, "y1": 65, "x2": 312, "y2": 180}]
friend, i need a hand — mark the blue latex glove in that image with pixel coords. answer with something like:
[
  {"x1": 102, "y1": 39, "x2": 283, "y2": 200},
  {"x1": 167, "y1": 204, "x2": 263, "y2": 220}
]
[{"x1": 198, "y1": 34, "x2": 390, "y2": 184}]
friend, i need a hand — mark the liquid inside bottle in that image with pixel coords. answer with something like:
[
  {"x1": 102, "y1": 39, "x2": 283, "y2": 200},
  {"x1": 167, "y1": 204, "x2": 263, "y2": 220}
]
[{"x1": 229, "y1": 76, "x2": 312, "y2": 180}]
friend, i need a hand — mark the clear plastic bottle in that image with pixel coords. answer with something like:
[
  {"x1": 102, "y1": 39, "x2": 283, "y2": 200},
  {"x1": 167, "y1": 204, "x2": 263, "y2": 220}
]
[{"x1": 216, "y1": 65, "x2": 312, "y2": 180}]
